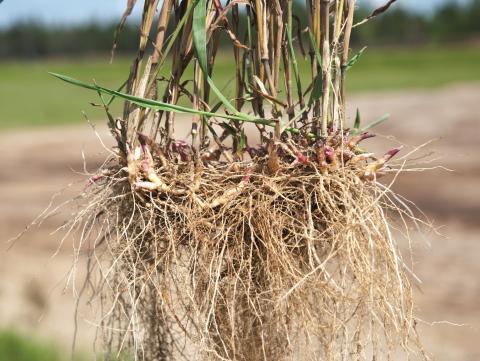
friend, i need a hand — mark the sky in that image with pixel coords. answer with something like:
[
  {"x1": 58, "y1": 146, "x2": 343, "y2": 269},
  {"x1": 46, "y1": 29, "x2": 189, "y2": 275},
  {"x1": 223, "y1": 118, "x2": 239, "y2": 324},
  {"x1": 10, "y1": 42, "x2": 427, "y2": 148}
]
[
  {"x1": 0, "y1": 0, "x2": 142, "y2": 28},
  {"x1": 0, "y1": 0, "x2": 471, "y2": 28}
]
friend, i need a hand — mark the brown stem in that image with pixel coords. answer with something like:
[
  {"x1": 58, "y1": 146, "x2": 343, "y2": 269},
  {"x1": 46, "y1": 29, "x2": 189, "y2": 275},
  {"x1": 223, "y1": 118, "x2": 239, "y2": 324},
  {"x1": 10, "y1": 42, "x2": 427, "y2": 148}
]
[
  {"x1": 340, "y1": 0, "x2": 356, "y2": 126},
  {"x1": 320, "y1": 0, "x2": 331, "y2": 137},
  {"x1": 192, "y1": 60, "x2": 202, "y2": 152}
]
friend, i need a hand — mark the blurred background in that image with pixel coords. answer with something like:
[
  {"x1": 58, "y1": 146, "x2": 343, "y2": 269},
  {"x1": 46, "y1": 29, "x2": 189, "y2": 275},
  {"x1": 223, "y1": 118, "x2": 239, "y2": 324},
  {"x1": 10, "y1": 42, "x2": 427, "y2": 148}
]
[{"x1": 0, "y1": 0, "x2": 479, "y2": 360}]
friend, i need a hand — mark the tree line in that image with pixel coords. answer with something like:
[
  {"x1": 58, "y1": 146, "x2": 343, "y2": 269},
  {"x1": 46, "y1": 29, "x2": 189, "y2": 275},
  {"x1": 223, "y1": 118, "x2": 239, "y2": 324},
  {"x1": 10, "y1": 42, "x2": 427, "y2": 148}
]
[
  {"x1": 353, "y1": 0, "x2": 480, "y2": 45},
  {"x1": 0, "y1": 0, "x2": 479, "y2": 59}
]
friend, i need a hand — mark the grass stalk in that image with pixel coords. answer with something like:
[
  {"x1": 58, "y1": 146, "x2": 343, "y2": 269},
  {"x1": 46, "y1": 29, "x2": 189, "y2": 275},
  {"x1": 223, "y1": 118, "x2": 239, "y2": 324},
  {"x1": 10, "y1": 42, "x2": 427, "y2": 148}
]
[
  {"x1": 340, "y1": 0, "x2": 356, "y2": 123},
  {"x1": 319, "y1": 0, "x2": 331, "y2": 136}
]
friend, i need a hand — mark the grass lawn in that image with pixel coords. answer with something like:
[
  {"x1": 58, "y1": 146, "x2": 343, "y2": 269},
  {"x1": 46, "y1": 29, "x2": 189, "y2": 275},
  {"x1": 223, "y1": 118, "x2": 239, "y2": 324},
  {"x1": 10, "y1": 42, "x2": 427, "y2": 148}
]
[{"x1": 0, "y1": 46, "x2": 479, "y2": 129}]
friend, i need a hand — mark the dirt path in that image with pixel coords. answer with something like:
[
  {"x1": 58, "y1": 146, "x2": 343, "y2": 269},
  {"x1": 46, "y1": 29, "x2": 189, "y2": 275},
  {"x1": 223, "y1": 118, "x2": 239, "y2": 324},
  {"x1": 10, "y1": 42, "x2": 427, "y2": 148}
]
[{"x1": 1, "y1": 83, "x2": 479, "y2": 359}]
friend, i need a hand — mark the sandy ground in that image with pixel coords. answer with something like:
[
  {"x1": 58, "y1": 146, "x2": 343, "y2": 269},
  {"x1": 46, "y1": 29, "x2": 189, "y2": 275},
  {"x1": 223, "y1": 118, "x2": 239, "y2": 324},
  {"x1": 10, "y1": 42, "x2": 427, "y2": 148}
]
[{"x1": 0, "y1": 83, "x2": 479, "y2": 359}]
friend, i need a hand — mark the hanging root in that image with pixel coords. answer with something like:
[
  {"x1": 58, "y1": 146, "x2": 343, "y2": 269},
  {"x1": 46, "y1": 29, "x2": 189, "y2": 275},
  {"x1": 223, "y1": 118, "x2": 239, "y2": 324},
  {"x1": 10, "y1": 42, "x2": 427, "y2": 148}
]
[{"x1": 70, "y1": 136, "x2": 429, "y2": 361}]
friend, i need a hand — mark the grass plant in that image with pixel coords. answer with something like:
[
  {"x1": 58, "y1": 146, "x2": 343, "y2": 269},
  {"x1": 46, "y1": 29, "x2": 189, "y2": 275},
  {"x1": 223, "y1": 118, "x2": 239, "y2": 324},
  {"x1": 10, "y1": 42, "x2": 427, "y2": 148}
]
[{"x1": 42, "y1": 1, "x2": 434, "y2": 360}]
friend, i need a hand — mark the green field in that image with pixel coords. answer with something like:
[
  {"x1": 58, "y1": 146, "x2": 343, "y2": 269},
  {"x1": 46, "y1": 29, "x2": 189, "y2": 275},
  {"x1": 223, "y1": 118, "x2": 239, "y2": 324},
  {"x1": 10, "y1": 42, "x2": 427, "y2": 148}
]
[
  {"x1": 0, "y1": 330, "x2": 84, "y2": 361},
  {"x1": 0, "y1": 329, "x2": 133, "y2": 361},
  {"x1": 0, "y1": 46, "x2": 479, "y2": 129}
]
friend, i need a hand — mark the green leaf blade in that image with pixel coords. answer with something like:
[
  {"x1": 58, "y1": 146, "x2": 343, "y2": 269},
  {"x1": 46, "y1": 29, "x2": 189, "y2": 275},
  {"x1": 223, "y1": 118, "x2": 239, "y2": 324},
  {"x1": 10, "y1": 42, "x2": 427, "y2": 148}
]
[{"x1": 50, "y1": 72, "x2": 273, "y2": 126}]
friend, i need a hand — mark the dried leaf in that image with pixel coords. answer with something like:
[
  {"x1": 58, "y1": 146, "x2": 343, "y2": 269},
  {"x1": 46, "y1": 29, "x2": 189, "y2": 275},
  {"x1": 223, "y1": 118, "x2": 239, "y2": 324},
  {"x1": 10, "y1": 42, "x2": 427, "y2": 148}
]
[
  {"x1": 354, "y1": 0, "x2": 398, "y2": 28},
  {"x1": 111, "y1": 0, "x2": 138, "y2": 61}
]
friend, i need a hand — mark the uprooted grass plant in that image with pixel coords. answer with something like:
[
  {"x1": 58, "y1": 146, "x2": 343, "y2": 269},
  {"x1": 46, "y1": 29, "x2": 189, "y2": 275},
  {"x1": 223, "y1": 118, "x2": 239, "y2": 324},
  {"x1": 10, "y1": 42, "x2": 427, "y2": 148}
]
[{"x1": 48, "y1": 0, "x2": 431, "y2": 360}]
